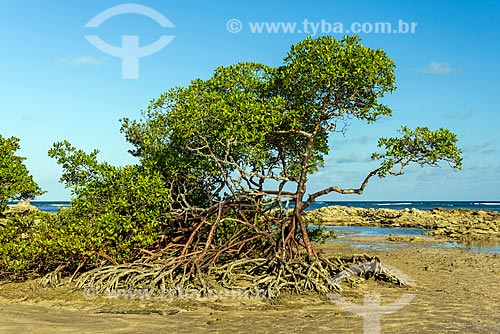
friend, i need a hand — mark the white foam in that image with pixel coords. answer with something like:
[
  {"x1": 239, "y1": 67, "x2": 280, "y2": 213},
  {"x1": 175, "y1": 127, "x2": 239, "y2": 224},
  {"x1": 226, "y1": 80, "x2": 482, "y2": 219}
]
[{"x1": 473, "y1": 202, "x2": 500, "y2": 206}]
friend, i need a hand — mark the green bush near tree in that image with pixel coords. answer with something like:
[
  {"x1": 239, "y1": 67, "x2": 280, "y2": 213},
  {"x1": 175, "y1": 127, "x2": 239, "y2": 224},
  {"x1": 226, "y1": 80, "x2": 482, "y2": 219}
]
[
  {"x1": 0, "y1": 134, "x2": 44, "y2": 212},
  {"x1": 0, "y1": 140, "x2": 172, "y2": 279}
]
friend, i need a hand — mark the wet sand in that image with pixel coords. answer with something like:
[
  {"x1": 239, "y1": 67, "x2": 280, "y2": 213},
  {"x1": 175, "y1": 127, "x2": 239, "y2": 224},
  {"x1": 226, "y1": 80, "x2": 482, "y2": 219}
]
[{"x1": 0, "y1": 237, "x2": 499, "y2": 334}]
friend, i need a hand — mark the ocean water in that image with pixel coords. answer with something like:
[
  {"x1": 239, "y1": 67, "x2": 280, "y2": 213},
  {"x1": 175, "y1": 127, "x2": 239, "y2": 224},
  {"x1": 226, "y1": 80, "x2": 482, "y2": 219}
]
[
  {"x1": 13, "y1": 200, "x2": 500, "y2": 213},
  {"x1": 30, "y1": 201, "x2": 71, "y2": 212},
  {"x1": 7, "y1": 200, "x2": 499, "y2": 253}
]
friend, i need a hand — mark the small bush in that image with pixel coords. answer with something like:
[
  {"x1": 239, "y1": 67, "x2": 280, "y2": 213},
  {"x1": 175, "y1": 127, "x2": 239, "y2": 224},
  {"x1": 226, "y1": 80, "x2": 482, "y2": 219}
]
[
  {"x1": 0, "y1": 145, "x2": 172, "y2": 280},
  {"x1": 0, "y1": 134, "x2": 44, "y2": 212}
]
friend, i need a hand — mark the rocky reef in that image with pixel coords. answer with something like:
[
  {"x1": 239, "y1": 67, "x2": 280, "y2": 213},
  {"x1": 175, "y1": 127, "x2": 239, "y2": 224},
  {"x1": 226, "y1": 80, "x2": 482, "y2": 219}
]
[
  {"x1": 0, "y1": 200, "x2": 39, "y2": 226},
  {"x1": 304, "y1": 206, "x2": 500, "y2": 241}
]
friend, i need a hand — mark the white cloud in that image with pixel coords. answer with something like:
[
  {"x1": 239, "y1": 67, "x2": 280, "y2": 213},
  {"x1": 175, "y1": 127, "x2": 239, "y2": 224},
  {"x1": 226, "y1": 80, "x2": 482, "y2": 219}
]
[
  {"x1": 57, "y1": 56, "x2": 103, "y2": 67},
  {"x1": 353, "y1": 135, "x2": 375, "y2": 145},
  {"x1": 333, "y1": 135, "x2": 376, "y2": 146},
  {"x1": 336, "y1": 153, "x2": 371, "y2": 164},
  {"x1": 470, "y1": 160, "x2": 489, "y2": 171},
  {"x1": 442, "y1": 109, "x2": 473, "y2": 120},
  {"x1": 420, "y1": 61, "x2": 456, "y2": 75},
  {"x1": 462, "y1": 140, "x2": 498, "y2": 155}
]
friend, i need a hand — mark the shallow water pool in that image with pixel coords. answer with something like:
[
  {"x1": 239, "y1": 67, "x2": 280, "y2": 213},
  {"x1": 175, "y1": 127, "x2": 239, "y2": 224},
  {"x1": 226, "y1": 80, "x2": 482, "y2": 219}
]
[{"x1": 318, "y1": 225, "x2": 500, "y2": 254}]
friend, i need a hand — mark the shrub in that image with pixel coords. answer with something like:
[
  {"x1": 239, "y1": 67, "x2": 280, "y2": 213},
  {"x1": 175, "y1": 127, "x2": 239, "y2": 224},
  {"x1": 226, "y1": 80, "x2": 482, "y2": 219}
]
[{"x1": 0, "y1": 134, "x2": 44, "y2": 212}]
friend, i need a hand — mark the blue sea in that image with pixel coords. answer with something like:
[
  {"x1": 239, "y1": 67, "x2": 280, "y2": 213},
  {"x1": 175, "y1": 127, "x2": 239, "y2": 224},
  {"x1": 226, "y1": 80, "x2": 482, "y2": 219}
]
[
  {"x1": 29, "y1": 201, "x2": 71, "y2": 212},
  {"x1": 19, "y1": 201, "x2": 500, "y2": 213}
]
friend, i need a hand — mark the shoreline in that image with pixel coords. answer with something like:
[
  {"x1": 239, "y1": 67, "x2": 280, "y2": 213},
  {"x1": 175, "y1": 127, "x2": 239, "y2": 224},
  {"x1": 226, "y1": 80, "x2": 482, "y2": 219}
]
[
  {"x1": 304, "y1": 205, "x2": 500, "y2": 242},
  {"x1": 0, "y1": 237, "x2": 498, "y2": 333},
  {"x1": 7, "y1": 200, "x2": 500, "y2": 214},
  {"x1": 3, "y1": 201, "x2": 499, "y2": 243}
]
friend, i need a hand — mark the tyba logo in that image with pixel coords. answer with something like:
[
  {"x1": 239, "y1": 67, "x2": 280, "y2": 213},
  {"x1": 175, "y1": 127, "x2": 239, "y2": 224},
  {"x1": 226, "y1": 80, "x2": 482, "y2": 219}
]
[{"x1": 85, "y1": 3, "x2": 175, "y2": 79}]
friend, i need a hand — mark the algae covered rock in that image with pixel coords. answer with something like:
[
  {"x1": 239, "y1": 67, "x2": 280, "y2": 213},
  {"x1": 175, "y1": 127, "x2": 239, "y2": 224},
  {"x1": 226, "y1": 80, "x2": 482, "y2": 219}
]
[{"x1": 2, "y1": 200, "x2": 39, "y2": 216}]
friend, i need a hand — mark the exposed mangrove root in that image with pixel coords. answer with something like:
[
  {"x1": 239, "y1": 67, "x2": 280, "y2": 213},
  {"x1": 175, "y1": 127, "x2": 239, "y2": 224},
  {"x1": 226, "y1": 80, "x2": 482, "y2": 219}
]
[
  {"x1": 38, "y1": 263, "x2": 67, "y2": 288},
  {"x1": 75, "y1": 253, "x2": 412, "y2": 298}
]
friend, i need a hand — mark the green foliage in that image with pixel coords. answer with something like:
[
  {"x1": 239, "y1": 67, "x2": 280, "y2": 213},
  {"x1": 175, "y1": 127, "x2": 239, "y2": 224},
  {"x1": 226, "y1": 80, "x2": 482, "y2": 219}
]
[
  {"x1": 272, "y1": 35, "x2": 397, "y2": 176},
  {"x1": 307, "y1": 225, "x2": 337, "y2": 244},
  {"x1": 372, "y1": 126, "x2": 463, "y2": 177},
  {"x1": 121, "y1": 35, "x2": 400, "y2": 196},
  {"x1": 278, "y1": 35, "x2": 396, "y2": 122},
  {"x1": 121, "y1": 63, "x2": 289, "y2": 202},
  {"x1": 48, "y1": 141, "x2": 172, "y2": 263},
  {"x1": 0, "y1": 211, "x2": 86, "y2": 277},
  {"x1": 119, "y1": 35, "x2": 461, "y2": 256},
  {"x1": 0, "y1": 139, "x2": 174, "y2": 278},
  {"x1": 0, "y1": 134, "x2": 44, "y2": 212}
]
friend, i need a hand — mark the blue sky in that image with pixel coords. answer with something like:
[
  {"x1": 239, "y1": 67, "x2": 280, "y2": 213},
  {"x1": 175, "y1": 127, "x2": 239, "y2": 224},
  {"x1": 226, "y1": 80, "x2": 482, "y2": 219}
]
[{"x1": 1, "y1": 0, "x2": 499, "y2": 201}]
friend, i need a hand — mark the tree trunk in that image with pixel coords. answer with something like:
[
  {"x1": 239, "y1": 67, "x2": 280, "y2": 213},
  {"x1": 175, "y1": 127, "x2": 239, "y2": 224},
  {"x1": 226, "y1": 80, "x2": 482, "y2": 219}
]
[{"x1": 293, "y1": 199, "x2": 314, "y2": 256}]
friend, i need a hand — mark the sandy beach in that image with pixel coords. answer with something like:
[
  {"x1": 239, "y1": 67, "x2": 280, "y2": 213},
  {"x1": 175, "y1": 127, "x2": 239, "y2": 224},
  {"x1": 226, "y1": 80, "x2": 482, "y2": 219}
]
[{"x1": 0, "y1": 233, "x2": 498, "y2": 334}]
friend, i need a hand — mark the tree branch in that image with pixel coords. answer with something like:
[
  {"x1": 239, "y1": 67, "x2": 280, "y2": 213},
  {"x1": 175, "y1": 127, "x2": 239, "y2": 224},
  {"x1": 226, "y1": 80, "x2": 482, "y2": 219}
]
[{"x1": 304, "y1": 167, "x2": 382, "y2": 209}]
